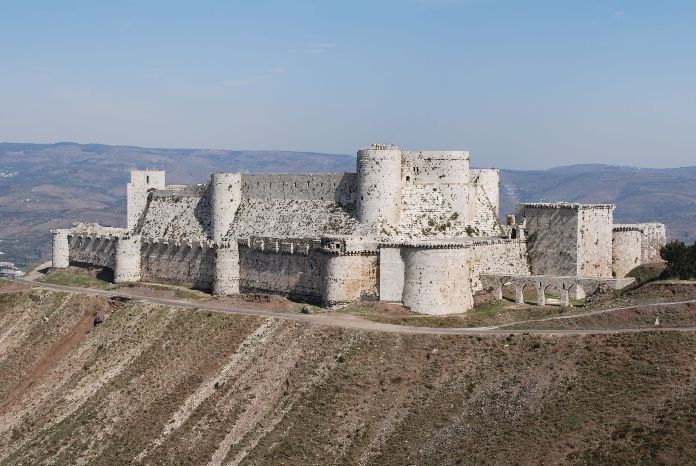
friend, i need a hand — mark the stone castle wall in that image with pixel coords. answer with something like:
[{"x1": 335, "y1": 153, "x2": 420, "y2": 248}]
[
  {"x1": 466, "y1": 239, "x2": 530, "y2": 290},
  {"x1": 612, "y1": 223, "x2": 667, "y2": 277},
  {"x1": 236, "y1": 237, "x2": 379, "y2": 304},
  {"x1": 518, "y1": 203, "x2": 614, "y2": 278},
  {"x1": 381, "y1": 239, "x2": 529, "y2": 314},
  {"x1": 577, "y1": 206, "x2": 614, "y2": 278},
  {"x1": 639, "y1": 224, "x2": 667, "y2": 262},
  {"x1": 52, "y1": 145, "x2": 666, "y2": 316},
  {"x1": 115, "y1": 236, "x2": 142, "y2": 283},
  {"x1": 140, "y1": 240, "x2": 215, "y2": 290},
  {"x1": 68, "y1": 234, "x2": 118, "y2": 270},
  {"x1": 612, "y1": 229, "x2": 642, "y2": 278},
  {"x1": 321, "y1": 253, "x2": 379, "y2": 304},
  {"x1": 469, "y1": 169, "x2": 502, "y2": 236},
  {"x1": 356, "y1": 147, "x2": 402, "y2": 225},
  {"x1": 238, "y1": 240, "x2": 324, "y2": 301},
  {"x1": 401, "y1": 247, "x2": 473, "y2": 315},
  {"x1": 51, "y1": 229, "x2": 70, "y2": 268},
  {"x1": 517, "y1": 204, "x2": 579, "y2": 275},
  {"x1": 241, "y1": 173, "x2": 357, "y2": 205},
  {"x1": 127, "y1": 170, "x2": 165, "y2": 231},
  {"x1": 211, "y1": 173, "x2": 242, "y2": 242},
  {"x1": 139, "y1": 185, "x2": 211, "y2": 241}
]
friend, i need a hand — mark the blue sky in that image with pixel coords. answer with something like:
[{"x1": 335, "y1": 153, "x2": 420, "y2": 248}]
[{"x1": 1, "y1": 0, "x2": 694, "y2": 168}]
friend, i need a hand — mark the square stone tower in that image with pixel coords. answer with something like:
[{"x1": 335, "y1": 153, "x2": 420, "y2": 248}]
[
  {"x1": 127, "y1": 170, "x2": 166, "y2": 231},
  {"x1": 516, "y1": 203, "x2": 614, "y2": 278}
]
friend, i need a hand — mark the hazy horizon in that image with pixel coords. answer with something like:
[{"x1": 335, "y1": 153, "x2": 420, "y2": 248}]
[{"x1": 1, "y1": 0, "x2": 695, "y2": 169}]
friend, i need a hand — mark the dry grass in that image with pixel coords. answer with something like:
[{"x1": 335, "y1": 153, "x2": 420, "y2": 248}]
[
  {"x1": 1, "y1": 288, "x2": 696, "y2": 464},
  {"x1": 40, "y1": 271, "x2": 111, "y2": 290}
]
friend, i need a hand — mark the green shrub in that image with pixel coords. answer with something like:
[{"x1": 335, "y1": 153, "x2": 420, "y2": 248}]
[{"x1": 660, "y1": 241, "x2": 696, "y2": 280}]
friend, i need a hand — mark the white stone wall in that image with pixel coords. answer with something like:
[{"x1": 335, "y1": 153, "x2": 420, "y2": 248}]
[
  {"x1": 210, "y1": 172, "x2": 242, "y2": 242},
  {"x1": 140, "y1": 241, "x2": 214, "y2": 290},
  {"x1": 387, "y1": 239, "x2": 528, "y2": 313},
  {"x1": 394, "y1": 183, "x2": 471, "y2": 239},
  {"x1": 321, "y1": 253, "x2": 379, "y2": 305},
  {"x1": 612, "y1": 223, "x2": 667, "y2": 277},
  {"x1": 213, "y1": 242, "x2": 240, "y2": 295},
  {"x1": 356, "y1": 146, "x2": 402, "y2": 227},
  {"x1": 114, "y1": 236, "x2": 142, "y2": 283},
  {"x1": 517, "y1": 204, "x2": 580, "y2": 275},
  {"x1": 640, "y1": 223, "x2": 667, "y2": 262},
  {"x1": 51, "y1": 229, "x2": 70, "y2": 268},
  {"x1": 465, "y1": 240, "x2": 530, "y2": 291},
  {"x1": 68, "y1": 235, "x2": 118, "y2": 269},
  {"x1": 469, "y1": 169, "x2": 502, "y2": 236},
  {"x1": 378, "y1": 247, "x2": 405, "y2": 301},
  {"x1": 230, "y1": 199, "x2": 358, "y2": 238},
  {"x1": 612, "y1": 229, "x2": 642, "y2": 278},
  {"x1": 401, "y1": 248, "x2": 474, "y2": 315},
  {"x1": 138, "y1": 185, "x2": 211, "y2": 241},
  {"x1": 577, "y1": 207, "x2": 614, "y2": 278},
  {"x1": 241, "y1": 173, "x2": 357, "y2": 206},
  {"x1": 127, "y1": 170, "x2": 165, "y2": 231},
  {"x1": 401, "y1": 150, "x2": 470, "y2": 185},
  {"x1": 238, "y1": 245, "x2": 324, "y2": 301},
  {"x1": 401, "y1": 150, "x2": 471, "y2": 222}
]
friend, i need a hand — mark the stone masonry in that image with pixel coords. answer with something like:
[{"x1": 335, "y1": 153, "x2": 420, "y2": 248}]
[{"x1": 50, "y1": 144, "x2": 667, "y2": 315}]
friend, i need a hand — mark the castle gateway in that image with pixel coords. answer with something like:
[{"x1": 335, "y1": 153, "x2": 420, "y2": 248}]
[{"x1": 51, "y1": 144, "x2": 666, "y2": 315}]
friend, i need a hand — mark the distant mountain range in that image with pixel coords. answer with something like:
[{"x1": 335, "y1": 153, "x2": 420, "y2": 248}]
[{"x1": 1, "y1": 142, "x2": 694, "y2": 267}]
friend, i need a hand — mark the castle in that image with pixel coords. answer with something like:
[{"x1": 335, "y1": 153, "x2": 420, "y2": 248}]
[{"x1": 50, "y1": 144, "x2": 667, "y2": 315}]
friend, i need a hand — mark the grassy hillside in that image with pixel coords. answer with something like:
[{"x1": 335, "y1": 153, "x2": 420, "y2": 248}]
[{"x1": 1, "y1": 284, "x2": 696, "y2": 465}]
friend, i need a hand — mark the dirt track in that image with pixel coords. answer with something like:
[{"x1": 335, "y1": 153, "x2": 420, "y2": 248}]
[{"x1": 12, "y1": 278, "x2": 696, "y2": 336}]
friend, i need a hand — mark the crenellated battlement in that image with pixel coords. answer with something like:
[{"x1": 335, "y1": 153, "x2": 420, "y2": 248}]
[{"x1": 50, "y1": 143, "x2": 666, "y2": 315}]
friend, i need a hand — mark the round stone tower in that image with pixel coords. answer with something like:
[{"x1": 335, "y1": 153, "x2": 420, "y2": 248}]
[
  {"x1": 210, "y1": 172, "x2": 242, "y2": 242},
  {"x1": 356, "y1": 144, "x2": 402, "y2": 227},
  {"x1": 401, "y1": 247, "x2": 473, "y2": 315},
  {"x1": 213, "y1": 241, "x2": 240, "y2": 295},
  {"x1": 114, "y1": 235, "x2": 142, "y2": 283},
  {"x1": 51, "y1": 229, "x2": 70, "y2": 268},
  {"x1": 427, "y1": 151, "x2": 472, "y2": 223}
]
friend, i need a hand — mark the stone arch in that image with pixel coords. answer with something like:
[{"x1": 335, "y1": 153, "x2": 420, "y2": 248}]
[
  {"x1": 543, "y1": 282, "x2": 564, "y2": 306},
  {"x1": 521, "y1": 282, "x2": 538, "y2": 305},
  {"x1": 501, "y1": 281, "x2": 517, "y2": 302},
  {"x1": 568, "y1": 283, "x2": 586, "y2": 305}
]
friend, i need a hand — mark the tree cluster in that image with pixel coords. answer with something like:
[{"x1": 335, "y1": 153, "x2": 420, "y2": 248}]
[{"x1": 660, "y1": 241, "x2": 696, "y2": 280}]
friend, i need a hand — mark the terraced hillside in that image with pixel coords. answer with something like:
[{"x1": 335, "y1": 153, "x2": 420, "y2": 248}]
[{"x1": 1, "y1": 283, "x2": 696, "y2": 465}]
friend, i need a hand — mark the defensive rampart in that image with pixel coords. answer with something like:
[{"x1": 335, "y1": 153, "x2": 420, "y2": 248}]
[
  {"x1": 241, "y1": 173, "x2": 357, "y2": 205},
  {"x1": 140, "y1": 238, "x2": 215, "y2": 290},
  {"x1": 612, "y1": 223, "x2": 666, "y2": 277}
]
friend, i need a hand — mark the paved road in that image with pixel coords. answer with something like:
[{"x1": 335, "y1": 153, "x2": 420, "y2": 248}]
[{"x1": 9, "y1": 277, "x2": 696, "y2": 336}]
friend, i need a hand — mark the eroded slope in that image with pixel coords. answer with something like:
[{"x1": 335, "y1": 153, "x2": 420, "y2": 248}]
[{"x1": 1, "y1": 287, "x2": 695, "y2": 465}]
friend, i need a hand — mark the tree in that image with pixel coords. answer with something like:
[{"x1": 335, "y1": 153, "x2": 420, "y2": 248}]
[{"x1": 660, "y1": 241, "x2": 696, "y2": 280}]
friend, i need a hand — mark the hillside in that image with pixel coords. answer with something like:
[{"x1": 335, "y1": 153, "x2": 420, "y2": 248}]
[
  {"x1": 1, "y1": 142, "x2": 695, "y2": 267},
  {"x1": 1, "y1": 282, "x2": 696, "y2": 464}
]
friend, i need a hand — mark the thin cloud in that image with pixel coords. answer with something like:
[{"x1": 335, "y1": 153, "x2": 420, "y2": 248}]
[{"x1": 288, "y1": 43, "x2": 336, "y2": 54}]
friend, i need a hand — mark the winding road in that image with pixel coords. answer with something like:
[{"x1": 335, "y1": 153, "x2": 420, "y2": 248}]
[{"x1": 8, "y1": 277, "x2": 696, "y2": 336}]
